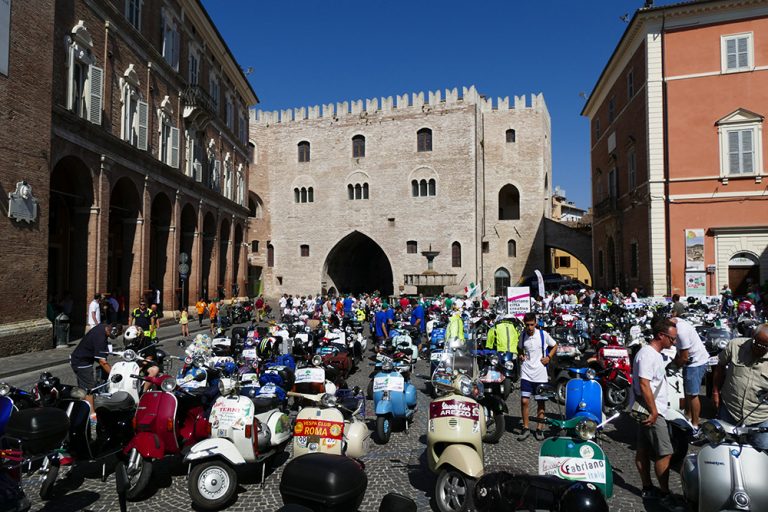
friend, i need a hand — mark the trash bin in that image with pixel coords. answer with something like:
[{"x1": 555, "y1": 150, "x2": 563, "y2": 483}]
[{"x1": 54, "y1": 313, "x2": 70, "y2": 347}]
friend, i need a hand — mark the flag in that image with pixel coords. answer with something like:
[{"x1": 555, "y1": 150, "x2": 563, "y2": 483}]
[{"x1": 465, "y1": 282, "x2": 479, "y2": 298}]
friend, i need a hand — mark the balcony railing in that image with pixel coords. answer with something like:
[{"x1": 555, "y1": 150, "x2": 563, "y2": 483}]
[
  {"x1": 594, "y1": 197, "x2": 617, "y2": 217},
  {"x1": 182, "y1": 85, "x2": 216, "y2": 117}
]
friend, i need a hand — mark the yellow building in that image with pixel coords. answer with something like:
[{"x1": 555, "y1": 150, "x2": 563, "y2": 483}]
[{"x1": 550, "y1": 248, "x2": 592, "y2": 286}]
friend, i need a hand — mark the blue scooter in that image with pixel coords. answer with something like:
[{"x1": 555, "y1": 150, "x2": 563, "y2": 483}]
[{"x1": 372, "y1": 358, "x2": 417, "y2": 444}]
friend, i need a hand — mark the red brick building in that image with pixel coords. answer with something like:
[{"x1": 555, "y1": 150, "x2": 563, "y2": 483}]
[
  {"x1": 583, "y1": 0, "x2": 768, "y2": 297},
  {"x1": 0, "y1": 0, "x2": 257, "y2": 355}
]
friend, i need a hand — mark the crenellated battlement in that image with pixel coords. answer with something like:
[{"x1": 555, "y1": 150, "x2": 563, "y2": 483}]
[{"x1": 250, "y1": 85, "x2": 547, "y2": 125}]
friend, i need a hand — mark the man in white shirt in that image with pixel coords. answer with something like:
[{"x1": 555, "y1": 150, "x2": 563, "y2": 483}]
[
  {"x1": 671, "y1": 317, "x2": 709, "y2": 428},
  {"x1": 517, "y1": 312, "x2": 557, "y2": 441},
  {"x1": 87, "y1": 294, "x2": 102, "y2": 331},
  {"x1": 632, "y1": 318, "x2": 677, "y2": 500}
]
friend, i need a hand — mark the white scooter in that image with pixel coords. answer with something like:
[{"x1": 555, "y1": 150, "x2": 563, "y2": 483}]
[
  {"x1": 184, "y1": 375, "x2": 292, "y2": 510},
  {"x1": 682, "y1": 390, "x2": 768, "y2": 511}
]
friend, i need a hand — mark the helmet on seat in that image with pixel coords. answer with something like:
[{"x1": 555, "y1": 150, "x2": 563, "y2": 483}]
[{"x1": 559, "y1": 482, "x2": 609, "y2": 512}]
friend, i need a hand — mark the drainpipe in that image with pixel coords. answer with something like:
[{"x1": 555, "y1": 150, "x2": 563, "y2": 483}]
[{"x1": 661, "y1": 14, "x2": 672, "y2": 296}]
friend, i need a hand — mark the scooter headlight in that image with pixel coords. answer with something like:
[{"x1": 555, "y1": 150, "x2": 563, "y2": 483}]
[
  {"x1": 0, "y1": 383, "x2": 10, "y2": 396},
  {"x1": 161, "y1": 377, "x2": 177, "y2": 393},
  {"x1": 575, "y1": 419, "x2": 598, "y2": 440},
  {"x1": 586, "y1": 368, "x2": 597, "y2": 380},
  {"x1": 122, "y1": 349, "x2": 137, "y2": 362},
  {"x1": 504, "y1": 360, "x2": 515, "y2": 370},
  {"x1": 701, "y1": 420, "x2": 726, "y2": 445},
  {"x1": 319, "y1": 393, "x2": 337, "y2": 407},
  {"x1": 311, "y1": 355, "x2": 323, "y2": 367},
  {"x1": 458, "y1": 375, "x2": 472, "y2": 396},
  {"x1": 489, "y1": 355, "x2": 499, "y2": 367},
  {"x1": 382, "y1": 361, "x2": 394, "y2": 372}
]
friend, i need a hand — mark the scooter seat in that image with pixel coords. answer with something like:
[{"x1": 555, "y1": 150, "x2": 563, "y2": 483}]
[
  {"x1": 250, "y1": 395, "x2": 281, "y2": 414},
  {"x1": 94, "y1": 391, "x2": 135, "y2": 411}
]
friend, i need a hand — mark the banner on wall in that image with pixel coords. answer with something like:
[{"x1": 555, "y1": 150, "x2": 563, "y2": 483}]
[
  {"x1": 685, "y1": 272, "x2": 706, "y2": 296},
  {"x1": 685, "y1": 229, "x2": 705, "y2": 271}
]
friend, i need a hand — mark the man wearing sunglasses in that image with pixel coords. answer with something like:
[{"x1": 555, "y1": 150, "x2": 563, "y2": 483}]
[
  {"x1": 517, "y1": 312, "x2": 557, "y2": 441},
  {"x1": 712, "y1": 323, "x2": 768, "y2": 450}
]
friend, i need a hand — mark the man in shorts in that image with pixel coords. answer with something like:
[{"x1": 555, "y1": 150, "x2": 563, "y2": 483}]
[
  {"x1": 517, "y1": 312, "x2": 557, "y2": 441},
  {"x1": 671, "y1": 317, "x2": 709, "y2": 429},
  {"x1": 632, "y1": 318, "x2": 676, "y2": 502}
]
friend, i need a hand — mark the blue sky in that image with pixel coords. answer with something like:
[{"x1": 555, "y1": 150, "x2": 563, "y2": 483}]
[{"x1": 203, "y1": 0, "x2": 668, "y2": 209}]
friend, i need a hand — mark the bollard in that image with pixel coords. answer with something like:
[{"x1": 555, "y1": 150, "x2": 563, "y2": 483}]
[{"x1": 55, "y1": 313, "x2": 70, "y2": 347}]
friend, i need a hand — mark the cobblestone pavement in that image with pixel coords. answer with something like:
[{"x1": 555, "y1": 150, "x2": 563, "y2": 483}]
[{"x1": 17, "y1": 346, "x2": 686, "y2": 511}]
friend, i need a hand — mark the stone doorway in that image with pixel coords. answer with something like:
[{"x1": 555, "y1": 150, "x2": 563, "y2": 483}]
[{"x1": 323, "y1": 231, "x2": 394, "y2": 296}]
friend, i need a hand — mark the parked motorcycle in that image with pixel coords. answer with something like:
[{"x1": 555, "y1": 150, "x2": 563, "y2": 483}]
[
  {"x1": 681, "y1": 390, "x2": 768, "y2": 511},
  {"x1": 372, "y1": 357, "x2": 417, "y2": 444}
]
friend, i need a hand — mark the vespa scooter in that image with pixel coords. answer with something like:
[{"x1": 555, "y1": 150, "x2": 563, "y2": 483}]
[
  {"x1": 184, "y1": 375, "x2": 292, "y2": 510},
  {"x1": 372, "y1": 357, "x2": 417, "y2": 444},
  {"x1": 681, "y1": 390, "x2": 768, "y2": 511}
]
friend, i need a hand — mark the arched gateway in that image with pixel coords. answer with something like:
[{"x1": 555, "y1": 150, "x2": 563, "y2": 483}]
[{"x1": 323, "y1": 231, "x2": 394, "y2": 296}]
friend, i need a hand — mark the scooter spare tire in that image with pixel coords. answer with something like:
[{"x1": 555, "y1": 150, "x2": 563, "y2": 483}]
[
  {"x1": 605, "y1": 385, "x2": 628, "y2": 409},
  {"x1": 435, "y1": 468, "x2": 475, "y2": 512},
  {"x1": 482, "y1": 411, "x2": 505, "y2": 444},
  {"x1": 125, "y1": 455, "x2": 152, "y2": 501},
  {"x1": 189, "y1": 460, "x2": 238, "y2": 511},
  {"x1": 39, "y1": 463, "x2": 58, "y2": 500},
  {"x1": 555, "y1": 379, "x2": 568, "y2": 405},
  {"x1": 501, "y1": 378, "x2": 512, "y2": 400},
  {"x1": 375, "y1": 415, "x2": 392, "y2": 445}
]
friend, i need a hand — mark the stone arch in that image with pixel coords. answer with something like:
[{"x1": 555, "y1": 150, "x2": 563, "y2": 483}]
[
  {"x1": 218, "y1": 217, "x2": 231, "y2": 297},
  {"x1": 149, "y1": 191, "x2": 172, "y2": 310},
  {"x1": 202, "y1": 211, "x2": 217, "y2": 299},
  {"x1": 498, "y1": 184, "x2": 520, "y2": 220},
  {"x1": 248, "y1": 192, "x2": 263, "y2": 218},
  {"x1": 48, "y1": 155, "x2": 95, "y2": 336},
  {"x1": 179, "y1": 202, "x2": 197, "y2": 307},
  {"x1": 233, "y1": 223, "x2": 244, "y2": 296},
  {"x1": 728, "y1": 251, "x2": 761, "y2": 296},
  {"x1": 322, "y1": 231, "x2": 394, "y2": 296},
  {"x1": 494, "y1": 267, "x2": 511, "y2": 296},
  {"x1": 108, "y1": 176, "x2": 143, "y2": 308}
]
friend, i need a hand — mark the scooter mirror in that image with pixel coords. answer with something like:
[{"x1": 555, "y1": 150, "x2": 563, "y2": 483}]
[
  {"x1": 111, "y1": 374, "x2": 123, "y2": 383},
  {"x1": 352, "y1": 386, "x2": 361, "y2": 396}
]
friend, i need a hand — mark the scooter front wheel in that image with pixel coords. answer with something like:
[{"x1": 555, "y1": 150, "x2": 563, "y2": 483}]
[
  {"x1": 435, "y1": 468, "x2": 475, "y2": 512},
  {"x1": 482, "y1": 410, "x2": 505, "y2": 444},
  {"x1": 39, "y1": 463, "x2": 58, "y2": 500},
  {"x1": 189, "y1": 460, "x2": 237, "y2": 510},
  {"x1": 375, "y1": 415, "x2": 392, "y2": 445},
  {"x1": 125, "y1": 451, "x2": 153, "y2": 501}
]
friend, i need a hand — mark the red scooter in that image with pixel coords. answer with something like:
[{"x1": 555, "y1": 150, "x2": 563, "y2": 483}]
[
  {"x1": 588, "y1": 341, "x2": 632, "y2": 410},
  {"x1": 121, "y1": 371, "x2": 213, "y2": 499}
]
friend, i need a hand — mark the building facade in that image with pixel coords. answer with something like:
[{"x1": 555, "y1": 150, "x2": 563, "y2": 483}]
[
  {"x1": 583, "y1": 0, "x2": 768, "y2": 296},
  {"x1": 549, "y1": 187, "x2": 591, "y2": 285},
  {"x1": 0, "y1": 0, "x2": 257, "y2": 356},
  {"x1": 249, "y1": 87, "x2": 552, "y2": 299}
]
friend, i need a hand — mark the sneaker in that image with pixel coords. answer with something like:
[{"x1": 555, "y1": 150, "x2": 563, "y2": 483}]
[
  {"x1": 641, "y1": 486, "x2": 666, "y2": 500},
  {"x1": 534, "y1": 429, "x2": 546, "y2": 441},
  {"x1": 517, "y1": 429, "x2": 531, "y2": 441},
  {"x1": 661, "y1": 494, "x2": 686, "y2": 511}
]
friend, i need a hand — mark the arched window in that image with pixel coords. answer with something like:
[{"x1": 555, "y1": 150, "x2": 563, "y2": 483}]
[
  {"x1": 354, "y1": 184, "x2": 362, "y2": 200},
  {"x1": 348, "y1": 184, "x2": 354, "y2": 200},
  {"x1": 407, "y1": 240, "x2": 418, "y2": 254},
  {"x1": 267, "y1": 243, "x2": 274, "y2": 267},
  {"x1": 428, "y1": 178, "x2": 436, "y2": 196},
  {"x1": 494, "y1": 268, "x2": 511, "y2": 296},
  {"x1": 411, "y1": 180, "x2": 418, "y2": 197},
  {"x1": 417, "y1": 128, "x2": 432, "y2": 152},
  {"x1": 352, "y1": 134, "x2": 365, "y2": 158},
  {"x1": 452, "y1": 242, "x2": 461, "y2": 267},
  {"x1": 419, "y1": 179, "x2": 427, "y2": 196},
  {"x1": 300, "y1": 187, "x2": 307, "y2": 203},
  {"x1": 498, "y1": 184, "x2": 521, "y2": 220},
  {"x1": 307, "y1": 187, "x2": 314, "y2": 203},
  {"x1": 506, "y1": 129, "x2": 516, "y2": 143},
  {"x1": 248, "y1": 141, "x2": 257, "y2": 163},
  {"x1": 300, "y1": 244, "x2": 310, "y2": 257},
  {"x1": 294, "y1": 188, "x2": 300, "y2": 203},
  {"x1": 362, "y1": 183, "x2": 369, "y2": 199},
  {"x1": 507, "y1": 239, "x2": 517, "y2": 257},
  {"x1": 297, "y1": 141, "x2": 310, "y2": 162}
]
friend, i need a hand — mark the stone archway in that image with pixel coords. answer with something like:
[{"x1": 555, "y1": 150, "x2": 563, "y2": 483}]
[
  {"x1": 48, "y1": 156, "x2": 94, "y2": 336},
  {"x1": 202, "y1": 212, "x2": 216, "y2": 300},
  {"x1": 179, "y1": 203, "x2": 197, "y2": 307},
  {"x1": 149, "y1": 192, "x2": 172, "y2": 313},
  {"x1": 108, "y1": 177, "x2": 142, "y2": 309},
  {"x1": 323, "y1": 231, "x2": 394, "y2": 296},
  {"x1": 219, "y1": 218, "x2": 230, "y2": 298},
  {"x1": 233, "y1": 223, "x2": 243, "y2": 296}
]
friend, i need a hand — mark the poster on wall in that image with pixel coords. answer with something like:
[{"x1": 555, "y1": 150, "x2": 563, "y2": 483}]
[
  {"x1": 685, "y1": 229, "x2": 705, "y2": 271},
  {"x1": 507, "y1": 287, "x2": 531, "y2": 317},
  {"x1": 0, "y1": 0, "x2": 10, "y2": 76},
  {"x1": 685, "y1": 272, "x2": 706, "y2": 296}
]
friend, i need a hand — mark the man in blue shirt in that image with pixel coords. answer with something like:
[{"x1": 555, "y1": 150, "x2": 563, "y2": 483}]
[
  {"x1": 410, "y1": 299, "x2": 426, "y2": 353},
  {"x1": 343, "y1": 294, "x2": 355, "y2": 319},
  {"x1": 374, "y1": 305, "x2": 389, "y2": 344}
]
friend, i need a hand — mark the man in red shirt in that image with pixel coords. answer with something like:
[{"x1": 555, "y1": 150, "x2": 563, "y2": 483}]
[{"x1": 399, "y1": 296, "x2": 410, "y2": 311}]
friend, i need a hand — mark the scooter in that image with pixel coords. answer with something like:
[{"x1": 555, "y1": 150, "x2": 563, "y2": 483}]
[
  {"x1": 681, "y1": 390, "x2": 768, "y2": 511},
  {"x1": 372, "y1": 357, "x2": 417, "y2": 444},
  {"x1": 288, "y1": 386, "x2": 369, "y2": 459},
  {"x1": 535, "y1": 372, "x2": 618, "y2": 498},
  {"x1": 0, "y1": 382, "x2": 38, "y2": 434},
  {"x1": 184, "y1": 375, "x2": 292, "y2": 510},
  {"x1": 428, "y1": 367, "x2": 486, "y2": 512},
  {"x1": 121, "y1": 371, "x2": 213, "y2": 499}
]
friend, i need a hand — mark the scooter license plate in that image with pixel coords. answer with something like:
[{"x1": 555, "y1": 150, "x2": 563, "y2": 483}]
[
  {"x1": 294, "y1": 419, "x2": 344, "y2": 440},
  {"x1": 373, "y1": 375, "x2": 405, "y2": 392},
  {"x1": 481, "y1": 370, "x2": 502, "y2": 382},
  {"x1": 429, "y1": 399, "x2": 480, "y2": 421},
  {"x1": 295, "y1": 367, "x2": 325, "y2": 384},
  {"x1": 242, "y1": 348, "x2": 257, "y2": 359}
]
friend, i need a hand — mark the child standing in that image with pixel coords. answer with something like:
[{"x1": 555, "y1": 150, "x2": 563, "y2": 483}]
[{"x1": 179, "y1": 305, "x2": 189, "y2": 343}]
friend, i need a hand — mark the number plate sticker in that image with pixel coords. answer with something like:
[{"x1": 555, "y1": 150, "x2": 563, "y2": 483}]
[
  {"x1": 480, "y1": 370, "x2": 502, "y2": 382},
  {"x1": 602, "y1": 348, "x2": 629, "y2": 359},
  {"x1": 242, "y1": 348, "x2": 257, "y2": 359},
  {"x1": 373, "y1": 375, "x2": 405, "y2": 392},
  {"x1": 539, "y1": 456, "x2": 607, "y2": 484},
  {"x1": 429, "y1": 399, "x2": 480, "y2": 421},
  {"x1": 294, "y1": 419, "x2": 344, "y2": 440},
  {"x1": 294, "y1": 367, "x2": 326, "y2": 384}
]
